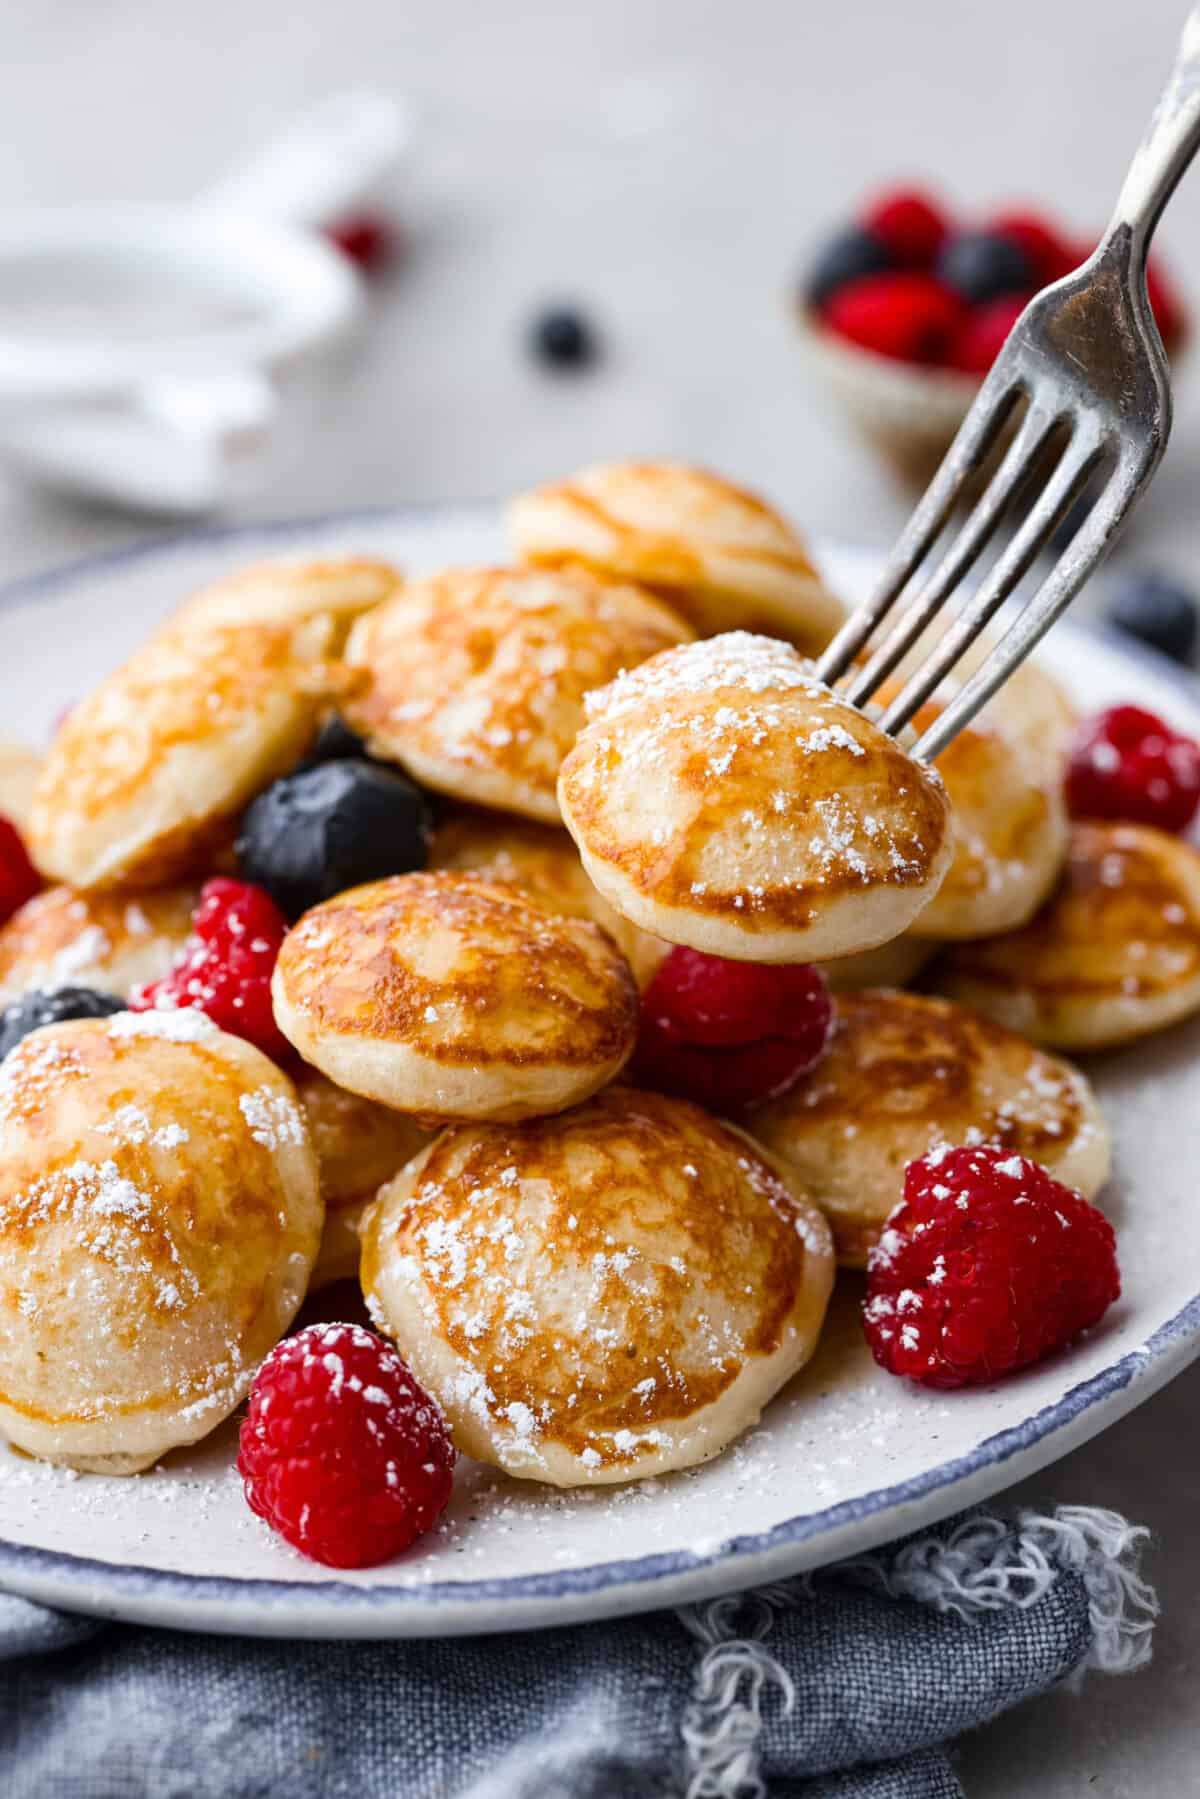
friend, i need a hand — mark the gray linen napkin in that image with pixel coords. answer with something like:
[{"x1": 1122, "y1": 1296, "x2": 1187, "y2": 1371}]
[{"x1": 0, "y1": 1503, "x2": 1156, "y2": 1799}]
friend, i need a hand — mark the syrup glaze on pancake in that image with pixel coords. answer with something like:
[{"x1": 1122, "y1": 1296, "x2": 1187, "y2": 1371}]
[
  {"x1": 28, "y1": 558, "x2": 398, "y2": 891},
  {"x1": 0, "y1": 1010, "x2": 320, "y2": 1473},
  {"x1": 750, "y1": 989, "x2": 1110, "y2": 1266},
  {"x1": 361, "y1": 1087, "x2": 835, "y2": 1485},
  {"x1": 0, "y1": 883, "x2": 199, "y2": 1006},
  {"x1": 343, "y1": 564, "x2": 691, "y2": 822},
  {"x1": 429, "y1": 807, "x2": 668, "y2": 988},
  {"x1": 558, "y1": 632, "x2": 953, "y2": 963},
  {"x1": 508, "y1": 460, "x2": 845, "y2": 651},
  {"x1": 272, "y1": 872, "x2": 640, "y2": 1122},
  {"x1": 938, "y1": 821, "x2": 1200, "y2": 1049}
]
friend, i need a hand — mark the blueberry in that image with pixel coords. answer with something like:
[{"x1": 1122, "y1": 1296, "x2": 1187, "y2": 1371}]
[
  {"x1": 0, "y1": 987, "x2": 124, "y2": 1062},
  {"x1": 937, "y1": 231, "x2": 1036, "y2": 305},
  {"x1": 1108, "y1": 570, "x2": 1198, "y2": 663},
  {"x1": 298, "y1": 714, "x2": 370, "y2": 771},
  {"x1": 236, "y1": 760, "x2": 434, "y2": 920},
  {"x1": 529, "y1": 306, "x2": 597, "y2": 369},
  {"x1": 805, "y1": 226, "x2": 892, "y2": 308}
]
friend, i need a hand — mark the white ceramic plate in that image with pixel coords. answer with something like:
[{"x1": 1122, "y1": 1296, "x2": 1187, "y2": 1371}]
[{"x1": 0, "y1": 504, "x2": 1198, "y2": 1641}]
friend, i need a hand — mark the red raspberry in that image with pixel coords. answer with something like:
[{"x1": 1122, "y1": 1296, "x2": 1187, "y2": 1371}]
[
  {"x1": 946, "y1": 294, "x2": 1029, "y2": 375},
  {"x1": 324, "y1": 212, "x2": 396, "y2": 274},
  {"x1": 988, "y1": 210, "x2": 1075, "y2": 286},
  {"x1": 862, "y1": 188, "x2": 948, "y2": 266},
  {"x1": 1066, "y1": 705, "x2": 1200, "y2": 833},
  {"x1": 822, "y1": 273, "x2": 966, "y2": 365},
  {"x1": 634, "y1": 946, "x2": 833, "y2": 1111},
  {"x1": 864, "y1": 1145, "x2": 1119, "y2": 1390},
  {"x1": 0, "y1": 817, "x2": 40, "y2": 926},
  {"x1": 238, "y1": 1323, "x2": 455, "y2": 1568},
  {"x1": 131, "y1": 876, "x2": 291, "y2": 1060},
  {"x1": 1146, "y1": 253, "x2": 1187, "y2": 350}
]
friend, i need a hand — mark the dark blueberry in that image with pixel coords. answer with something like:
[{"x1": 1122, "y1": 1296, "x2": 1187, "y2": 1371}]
[
  {"x1": 1108, "y1": 570, "x2": 1198, "y2": 664},
  {"x1": 298, "y1": 714, "x2": 370, "y2": 771},
  {"x1": 805, "y1": 226, "x2": 892, "y2": 308},
  {"x1": 529, "y1": 306, "x2": 597, "y2": 369},
  {"x1": 937, "y1": 231, "x2": 1036, "y2": 305},
  {"x1": 0, "y1": 986, "x2": 124, "y2": 1062},
  {"x1": 236, "y1": 760, "x2": 433, "y2": 919}
]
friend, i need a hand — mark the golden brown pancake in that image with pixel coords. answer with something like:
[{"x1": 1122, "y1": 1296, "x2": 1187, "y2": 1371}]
[
  {"x1": 750, "y1": 989, "x2": 1110, "y2": 1266},
  {"x1": 429, "y1": 807, "x2": 668, "y2": 988},
  {"x1": 294, "y1": 1068, "x2": 431, "y2": 1287},
  {"x1": 28, "y1": 557, "x2": 398, "y2": 890},
  {"x1": 361, "y1": 1087, "x2": 834, "y2": 1486},
  {"x1": 272, "y1": 872, "x2": 640, "y2": 1123},
  {"x1": 937, "y1": 821, "x2": 1200, "y2": 1049},
  {"x1": 819, "y1": 932, "x2": 935, "y2": 992},
  {"x1": 508, "y1": 460, "x2": 845, "y2": 651},
  {"x1": 0, "y1": 883, "x2": 199, "y2": 1007},
  {"x1": 0, "y1": 736, "x2": 40, "y2": 830},
  {"x1": 558, "y1": 632, "x2": 953, "y2": 963},
  {"x1": 0, "y1": 1009, "x2": 320, "y2": 1473},
  {"x1": 343, "y1": 564, "x2": 691, "y2": 822}
]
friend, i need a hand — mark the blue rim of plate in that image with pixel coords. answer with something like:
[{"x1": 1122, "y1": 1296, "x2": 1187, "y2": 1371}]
[{"x1": 0, "y1": 504, "x2": 1198, "y2": 1626}]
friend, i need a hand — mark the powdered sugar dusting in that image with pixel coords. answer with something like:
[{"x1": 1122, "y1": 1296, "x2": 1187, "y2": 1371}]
[
  {"x1": 107, "y1": 1008, "x2": 217, "y2": 1044},
  {"x1": 239, "y1": 1087, "x2": 307, "y2": 1152}
]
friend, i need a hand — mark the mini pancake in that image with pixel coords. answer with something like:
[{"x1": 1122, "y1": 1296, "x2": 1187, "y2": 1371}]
[
  {"x1": 558, "y1": 632, "x2": 953, "y2": 963},
  {"x1": 272, "y1": 872, "x2": 640, "y2": 1123},
  {"x1": 294, "y1": 1068, "x2": 431, "y2": 1288},
  {"x1": 429, "y1": 807, "x2": 668, "y2": 988},
  {"x1": 342, "y1": 564, "x2": 691, "y2": 823},
  {"x1": 751, "y1": 989, "x2": 1110, "y2": 1266},
  {"x1": 0, "y1": 1008, "x2": 320, "y2": 1473},
  {"x1": 360, "y1": 1086, "x2": 834, "y2": 1486},
  {"x1": 28, "y1": 557, "x2": 399, "y2": 891},
  {"x1": 0, "y1": 883, "x2": 199, "y2": 1007},
  {"x1": 0, "y1": 736, "x2": 40, "y2": 830},
  {"x1": 937, "y1": 821, "x2": 1200, "y2": 1050},
  {"x1": 895, "y1": 696, "x2": 1068, "y2": 941},
  {"x1": 819, "y1": 932, "x2": 935, "y2": 992},
  {"x1": 508, "y1": 460, "x2": 845, "y2": 651}
]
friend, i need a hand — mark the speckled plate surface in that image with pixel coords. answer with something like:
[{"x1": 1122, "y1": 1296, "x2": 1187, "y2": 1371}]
[{"x1": 0, "y1": 505, "x2": 1198, "y2": 1640}]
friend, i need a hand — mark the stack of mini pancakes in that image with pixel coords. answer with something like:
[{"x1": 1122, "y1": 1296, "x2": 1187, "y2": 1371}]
[{"x1": 0, "y1": 461, "x2": 1196, "y2": 1500}]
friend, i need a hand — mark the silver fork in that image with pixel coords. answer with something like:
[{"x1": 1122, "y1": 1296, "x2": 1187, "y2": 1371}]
[{"x1": 816, "y1": 7, "x2": 1200, "y2": 763}]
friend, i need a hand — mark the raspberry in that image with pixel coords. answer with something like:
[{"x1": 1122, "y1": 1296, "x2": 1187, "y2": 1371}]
[
  {"x1": 988, "y1": 210, "x2": 1075, "y2": 286},
  {"x1": 822, "y1": 273, "x2": 966, "y2": 365},
  {"x1": 131, "y1": 876, "x2": 291, "y2": 1060},
  {"x1": 324, "y1": 212, "x2": 396, "y2": 274},
  {"x1": 634, "y1": 946, "x2": 833, "y2": 1111},
  {"x1": 946, "y1": 294, "x2": 1028, "y2": 375},
  {"x1": 1066, "y1": 705, "x2": 1200, "y2": 833},
  {"x1": 238, "y1": 1323, "x2": 455, "y2": 1568},
  {"x1": 1146, "y1": 253, "x2": 1187, "y2": 350},
  {"x1": 0, "y1": 817, "x2": 40, "y2": 926},
  {"x1": 864, "y1": 1146, "x2": 1119, "y2": 1390},
  {"x1": 861, "y1": 188, "x2": 948, "y2": 266}
]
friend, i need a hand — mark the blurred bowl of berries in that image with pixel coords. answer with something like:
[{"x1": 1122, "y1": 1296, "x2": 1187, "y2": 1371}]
[{"x1": 797, "y1": 186, "x2": 1189, "y2": 482}]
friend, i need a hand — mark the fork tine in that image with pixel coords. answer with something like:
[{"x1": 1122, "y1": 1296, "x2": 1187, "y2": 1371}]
[
  {"x1": 841, "y1": 401, "x2": 1062, "y2": 709},
  {"x1": 910, "y1": 474, "x2": 1132, "y2": 761},
  {"x1": 815, "y1": 374, "x2": 1020, "y2": 685},
  {"x1": 876, "y1": 429, "x2": 1106, "y2": 739}
]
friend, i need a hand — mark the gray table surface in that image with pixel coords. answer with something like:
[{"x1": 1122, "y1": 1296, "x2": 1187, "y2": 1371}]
[{"x1": 2, "y1": 3, "x2": 1199, "y2": 1792}]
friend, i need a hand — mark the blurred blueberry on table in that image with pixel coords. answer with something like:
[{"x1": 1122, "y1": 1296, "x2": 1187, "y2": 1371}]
[
  {"x1": 1108, "y1": 571, "x2": 1198, "y2": 663},
  {"x1": 937, "y1": 230, "x2": 1036, "y2": 305},
  {"x1": 0, "y1": 987, "x2": 124, "y2": 1062},
  {"x1": 805, "y1": 226, "x2": 893, "y2": 308},
  {"x1": 237, "y1": 760, "x2": 433, "y2": 919},
  {"x1": 529, "y1": 306, "x2": 599, "y2": 369}
]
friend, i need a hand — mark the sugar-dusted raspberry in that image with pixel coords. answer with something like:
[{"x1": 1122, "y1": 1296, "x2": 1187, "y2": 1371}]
[
  {"x1": 862, "y1": 188, "x2": 948, "y2": 266},
  {"x1": 1066, "y1": 705, "x2": 1200, "y2": 833},
  {"x1": 0, "y1": 817, "x2": 40, "y2": 926},
  {"x1": 634, "y1": 946, "x2": 833, "y2": 1111},
  {"x1": 822, "y1": 272, "x2": 966, "y2": 365},
  {"x1": 130, "y1": 877, "x2": 290, "y2": 1060},
  {"x1": 238, "y1": 1322, "x2": 455, "y2": 1568},
  {"x1": 864, "y1": 1145, "x2": 1119, "y2": 1390}
]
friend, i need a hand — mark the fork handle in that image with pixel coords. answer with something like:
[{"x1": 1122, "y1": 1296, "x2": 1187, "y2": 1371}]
[{"x1": 1110, "y1": 6, "x2": 1200, "y2": 258}]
